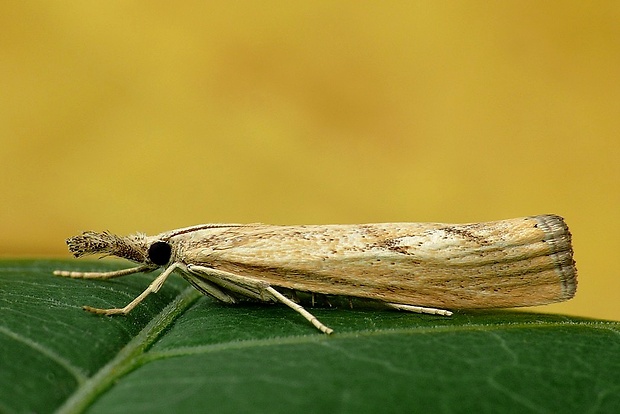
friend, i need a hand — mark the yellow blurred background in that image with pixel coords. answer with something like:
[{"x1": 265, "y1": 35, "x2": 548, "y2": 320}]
[{"x1": 1, "y1": 2, "x2": 618, "y2": 320}]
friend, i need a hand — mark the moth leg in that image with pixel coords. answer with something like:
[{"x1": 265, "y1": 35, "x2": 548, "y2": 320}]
[
  {"x1": 264, "y1": 286, "x2": 333, "y2": 335},
  {"x1": 186, "y1": 265, "x2": 266, "y2": 302},
  {"x1": 182, "y1": 272, "x2": 239, "y2": 304},
  {"x1": 83, "y1": 263, "x2": 180, "y2": 316},
  {"x1": 187, "y1": 265, "x2": 334, "y2": 334},
  {"x1": 53, "y1": 264, "x2": 153, "y2": 279},
  {"x1": 387, "y1": 303, "x2": 453, "y2": 316}
]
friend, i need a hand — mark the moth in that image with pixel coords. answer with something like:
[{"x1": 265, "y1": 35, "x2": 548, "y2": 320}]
[{"x1": 54, "y1": 214, "x2": 577, "y2": 334}]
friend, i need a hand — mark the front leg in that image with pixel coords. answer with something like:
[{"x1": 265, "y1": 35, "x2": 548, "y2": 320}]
[{"x1": 83, "y1": 263, "x2": 180, "y2": 315}]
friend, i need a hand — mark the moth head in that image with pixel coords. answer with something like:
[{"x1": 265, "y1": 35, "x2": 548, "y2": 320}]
[{"x1": 66, "y1": 231, "x2": 149, "y2": 264}]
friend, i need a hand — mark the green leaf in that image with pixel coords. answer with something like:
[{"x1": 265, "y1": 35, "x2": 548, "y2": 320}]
[{"x1": 1, "y1": 260, "x2": 619, "y2": 414}]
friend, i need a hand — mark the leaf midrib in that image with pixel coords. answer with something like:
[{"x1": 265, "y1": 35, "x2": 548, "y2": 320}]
[{"x1": 55, "y1": 286, "x2": 202, "y2": 414}]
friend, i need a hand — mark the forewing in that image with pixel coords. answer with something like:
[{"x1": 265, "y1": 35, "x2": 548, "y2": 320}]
[{"x1": 177, "y1": 217, "x2": 576, "y2": 309}]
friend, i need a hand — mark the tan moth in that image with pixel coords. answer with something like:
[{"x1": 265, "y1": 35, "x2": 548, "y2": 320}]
[{"x1": 54, "y1": 214, "x2": 577, "y2": 334}]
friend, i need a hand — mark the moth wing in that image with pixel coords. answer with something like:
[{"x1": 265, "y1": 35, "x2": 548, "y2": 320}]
[{"x1": 177, "y1": 217, "x2": 575, "y2": 309}]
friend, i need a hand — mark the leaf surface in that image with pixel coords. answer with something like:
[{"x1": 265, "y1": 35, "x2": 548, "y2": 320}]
[{"x1": 1, "y1": 260, "x2": 619, "y2": 414}]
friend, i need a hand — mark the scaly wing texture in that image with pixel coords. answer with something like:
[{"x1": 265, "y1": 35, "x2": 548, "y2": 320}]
[{"x1": 178, "y1": 215, "x2": 576, "y2": 309}]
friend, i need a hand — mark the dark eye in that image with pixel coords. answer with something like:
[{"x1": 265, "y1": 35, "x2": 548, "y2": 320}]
[{"x1": 148, "y1": 241, "x2": 172, "y2": 265}]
